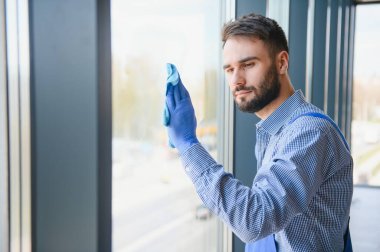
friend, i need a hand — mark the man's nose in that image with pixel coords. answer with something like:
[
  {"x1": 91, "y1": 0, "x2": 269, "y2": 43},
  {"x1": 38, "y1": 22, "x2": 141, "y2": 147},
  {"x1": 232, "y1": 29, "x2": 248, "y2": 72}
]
[{"x1": 230, "y1": 69, "x2": 245, "y2": 87}]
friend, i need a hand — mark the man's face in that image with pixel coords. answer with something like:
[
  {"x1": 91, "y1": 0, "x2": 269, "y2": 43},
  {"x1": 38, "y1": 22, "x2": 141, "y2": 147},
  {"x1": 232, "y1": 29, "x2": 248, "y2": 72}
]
[{"x1": 223, "y1": 36, "x2": 280, "y2": 113}]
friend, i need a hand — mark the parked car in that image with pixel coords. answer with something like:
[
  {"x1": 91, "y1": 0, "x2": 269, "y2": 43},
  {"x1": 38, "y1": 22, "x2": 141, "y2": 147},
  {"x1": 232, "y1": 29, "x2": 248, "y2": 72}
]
[{"x1": 195, "y1": 204, "x2": 213, "y2": 220}]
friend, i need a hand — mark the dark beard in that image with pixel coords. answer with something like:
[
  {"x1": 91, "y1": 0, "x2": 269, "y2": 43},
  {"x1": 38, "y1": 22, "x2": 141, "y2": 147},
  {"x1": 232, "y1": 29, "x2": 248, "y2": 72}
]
[{"x1": 235, "y1": 64, "x2": 280, "y2": 113}]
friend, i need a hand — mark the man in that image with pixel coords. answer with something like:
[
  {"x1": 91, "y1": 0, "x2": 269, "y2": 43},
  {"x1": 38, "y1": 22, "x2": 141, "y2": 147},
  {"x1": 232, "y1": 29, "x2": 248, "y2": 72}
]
[{"x1": 165, "y1": 13, "x2": 353, "y2": 251}]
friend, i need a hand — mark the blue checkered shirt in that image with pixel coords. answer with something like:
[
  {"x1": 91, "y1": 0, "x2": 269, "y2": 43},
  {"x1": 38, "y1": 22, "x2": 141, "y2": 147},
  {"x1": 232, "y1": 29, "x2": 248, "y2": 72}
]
[{"x1": 180, "y1": 90, "x2": 353, "y2": 251}]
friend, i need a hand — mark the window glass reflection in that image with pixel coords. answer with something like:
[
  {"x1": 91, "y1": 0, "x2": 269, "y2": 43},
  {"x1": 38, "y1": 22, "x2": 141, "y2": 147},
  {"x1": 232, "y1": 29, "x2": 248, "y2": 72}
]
[
  {"x1": 111, "y1": 1, "x2": 221, "y2": 251},
  {"x1": 352, "y1": 4, "x2": 380, "y2": 186}
]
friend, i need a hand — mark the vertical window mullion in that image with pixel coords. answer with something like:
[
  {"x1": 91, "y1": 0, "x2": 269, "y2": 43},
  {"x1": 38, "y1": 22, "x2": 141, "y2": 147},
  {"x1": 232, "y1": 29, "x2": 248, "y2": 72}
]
[
  {"x1": 0, "y1": 0, "x2": 9, "y2": 251},
  {"x1": 220, "y1": 2, "x2": 235, "y2": 252},
  {"x1": 18, "y1": 0, "x2": 31, "y2": 250},
  {"x1": 5, "y1": 0, "x2": 22, "y2": 250},
  {"x1": 4, "y1": 0, "x2": 31, "y2": 251}
]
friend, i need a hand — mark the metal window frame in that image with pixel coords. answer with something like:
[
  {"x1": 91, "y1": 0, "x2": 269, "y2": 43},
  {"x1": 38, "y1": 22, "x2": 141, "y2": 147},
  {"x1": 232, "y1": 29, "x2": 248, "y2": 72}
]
[
  {"x1": 266, "y1": 0, "x2": 290, "y2": 39},
  {"x1": 232, "y1": 1, "x2": 268, "y2": 251},
  {"x1": 341, "y1": 2, "x2": 350, "y2": 136},
  {"x1": 354, "y1": 0, "x2": 380, "y2": 3},
  {"x1": 305, "y1": 0, "x2": 315, "y2": 102},
  {"x1": 324, "y1": 0, "x2": 332, "y2": 113},
  {"x1": 29, "y1": 1, "x2": 112, "y2": 250},
  {"x1": 288, "y1": 0, "x2": 308, "y2": 94},
  {"x1": 0, "y1": 0, "x2": 9, "y2": 251},
  {"x1": 346, "y1": 4, "x2": 355, "y2": 145},
  {"x1": 218, "y1": 2, "x2": 235, "y2": 252},
  {"x1": 334, "y1": 0, "x2": 343, "y2": 123},
  {"x1": 5, "y1": 0, "x2": 31, "y2": 251}
]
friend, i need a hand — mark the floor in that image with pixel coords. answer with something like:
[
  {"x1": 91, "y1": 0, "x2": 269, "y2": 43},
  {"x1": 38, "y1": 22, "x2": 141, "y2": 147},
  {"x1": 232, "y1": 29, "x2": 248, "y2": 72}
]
[{"x1": 350, "y1": 186, "x2": 380, "y2": 251}]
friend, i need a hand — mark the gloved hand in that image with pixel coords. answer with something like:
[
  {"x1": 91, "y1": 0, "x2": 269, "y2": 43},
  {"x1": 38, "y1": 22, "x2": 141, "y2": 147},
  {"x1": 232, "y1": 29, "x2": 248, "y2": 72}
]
[{"x1": 164, "y1": 64, "x2": 199, "y2": 154}]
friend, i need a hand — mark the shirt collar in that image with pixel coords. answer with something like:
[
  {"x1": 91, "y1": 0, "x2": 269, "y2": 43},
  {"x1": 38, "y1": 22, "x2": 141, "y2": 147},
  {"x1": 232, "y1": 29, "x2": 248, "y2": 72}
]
[{"x1": 256, "y1": 90, "x2": 306, "y2": 136}]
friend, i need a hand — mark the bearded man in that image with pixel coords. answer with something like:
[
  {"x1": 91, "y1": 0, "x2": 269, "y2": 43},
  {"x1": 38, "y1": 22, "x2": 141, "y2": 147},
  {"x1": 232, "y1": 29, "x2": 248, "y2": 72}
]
[{"x1": 164, "y1": 13, "x2": 353, "y2": 252}]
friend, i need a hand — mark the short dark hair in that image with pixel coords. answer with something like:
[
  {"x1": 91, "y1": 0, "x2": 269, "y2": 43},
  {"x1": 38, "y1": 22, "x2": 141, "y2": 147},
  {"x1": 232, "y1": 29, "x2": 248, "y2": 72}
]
[{"x1": 222, "y1": 13, "x2": 289, "y2": 59}]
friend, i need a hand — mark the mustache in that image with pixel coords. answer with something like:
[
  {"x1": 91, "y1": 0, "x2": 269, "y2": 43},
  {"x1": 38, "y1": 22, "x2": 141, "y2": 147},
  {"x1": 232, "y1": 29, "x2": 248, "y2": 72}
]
[{"x1": 233, "y1": 85, "x2": 256, "y2": 94}]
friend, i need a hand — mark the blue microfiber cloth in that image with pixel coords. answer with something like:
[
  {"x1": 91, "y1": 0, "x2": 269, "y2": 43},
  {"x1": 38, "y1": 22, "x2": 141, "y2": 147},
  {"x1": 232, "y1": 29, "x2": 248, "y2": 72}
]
[
  {"x1": 163, "y1": 63, "x2": 179, "y2": 126},
  {"x1": 166, "y1": 63, "x2": 180, "y2": 90},
  {"x1": 163, "y1": 63, "x2": 180, "y2": 147}
]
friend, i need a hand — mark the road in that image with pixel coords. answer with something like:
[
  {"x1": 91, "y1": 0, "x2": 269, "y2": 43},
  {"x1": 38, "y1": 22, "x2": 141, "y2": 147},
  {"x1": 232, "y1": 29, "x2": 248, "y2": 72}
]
[{"x1": 112, "y1": 147, "x2": 219, "y2": 252}]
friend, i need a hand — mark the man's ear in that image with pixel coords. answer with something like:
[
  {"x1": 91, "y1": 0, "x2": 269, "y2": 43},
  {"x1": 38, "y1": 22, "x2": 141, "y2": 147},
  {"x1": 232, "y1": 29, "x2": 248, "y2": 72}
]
[{"x1": 277, "y1": 51, "x2": 289, "y2": 74}]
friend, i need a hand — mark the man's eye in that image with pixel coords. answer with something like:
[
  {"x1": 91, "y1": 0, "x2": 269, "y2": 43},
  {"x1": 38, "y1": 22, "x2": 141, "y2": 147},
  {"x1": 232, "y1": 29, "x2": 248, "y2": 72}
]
[
  {"x1": 225, "y1": 68, "x2": 233, "y2": 73},
  {"x1": 243, "y1": 62, "x2": 254, "y2": 68}
]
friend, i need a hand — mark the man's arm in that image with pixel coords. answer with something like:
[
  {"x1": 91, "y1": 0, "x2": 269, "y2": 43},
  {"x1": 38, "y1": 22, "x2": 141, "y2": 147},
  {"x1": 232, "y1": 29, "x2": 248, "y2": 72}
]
[{"x1": 179, "y1": 126, "x2": 330, "y2": 243}]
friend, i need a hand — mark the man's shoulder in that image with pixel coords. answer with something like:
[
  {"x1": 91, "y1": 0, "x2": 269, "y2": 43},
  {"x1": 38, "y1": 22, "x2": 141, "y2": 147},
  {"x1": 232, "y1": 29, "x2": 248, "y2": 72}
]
[
  {"x1": 276, "y1": 102, "x2": 350, "y2": 156},
  {"x1": 284, "y1": 103, "x2": 333, "y2": 135}
]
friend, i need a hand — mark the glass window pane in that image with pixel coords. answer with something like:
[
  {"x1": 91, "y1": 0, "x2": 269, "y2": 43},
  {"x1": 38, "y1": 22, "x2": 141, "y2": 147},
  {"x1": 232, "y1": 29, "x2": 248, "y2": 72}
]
[
  {"x1": 111, "y1": 1, "x2": 221, "y2": 251},
  {"x1": 352, "y1": 4, "x2": 380, "y2": 186}
]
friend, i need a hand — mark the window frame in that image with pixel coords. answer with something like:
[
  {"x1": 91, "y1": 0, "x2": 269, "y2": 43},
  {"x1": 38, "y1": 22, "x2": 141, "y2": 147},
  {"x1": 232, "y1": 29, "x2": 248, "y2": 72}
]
[
  {"x1": 0, "y1": 0, "x2": 9, "y2": 250},
  {"x1": 3, "y1": 0, "x2": 32, "y2": 251}
]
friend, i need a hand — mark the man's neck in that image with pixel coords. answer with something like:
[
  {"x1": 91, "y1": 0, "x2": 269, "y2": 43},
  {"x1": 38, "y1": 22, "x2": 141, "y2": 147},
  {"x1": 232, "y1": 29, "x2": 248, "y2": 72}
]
[{"x1": 255, "y1": 80, "x2": 295, "y2": 120}]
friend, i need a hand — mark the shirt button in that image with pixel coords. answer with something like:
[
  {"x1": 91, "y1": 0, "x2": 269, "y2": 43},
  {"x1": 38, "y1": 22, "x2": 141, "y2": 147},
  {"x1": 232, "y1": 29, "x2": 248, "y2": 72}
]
[{"x1": 185, "y1": 167, "x2": 190, "y2": 172}]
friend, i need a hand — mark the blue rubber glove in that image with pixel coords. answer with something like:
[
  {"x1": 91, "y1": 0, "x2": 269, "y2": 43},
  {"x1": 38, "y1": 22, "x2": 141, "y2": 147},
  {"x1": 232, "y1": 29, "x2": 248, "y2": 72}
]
[{"x1": 164, "y1": 63, "x2": 199, "y2": 154}]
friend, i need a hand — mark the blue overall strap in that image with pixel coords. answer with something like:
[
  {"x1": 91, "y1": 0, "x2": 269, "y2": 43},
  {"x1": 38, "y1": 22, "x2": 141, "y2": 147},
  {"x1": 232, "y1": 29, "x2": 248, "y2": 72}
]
[
  {"x1": 289, "y1": 112, "x2": 350, "y2": 151},
  {"x1": 344, "y1": 218, "x2": 352, "y2": 252},
  {"x1": 245, "y1": 234, "x2": 276, "y2": 252},
  {"x1": 290, "y1": 112, "x2": 352, "y2": 252}
]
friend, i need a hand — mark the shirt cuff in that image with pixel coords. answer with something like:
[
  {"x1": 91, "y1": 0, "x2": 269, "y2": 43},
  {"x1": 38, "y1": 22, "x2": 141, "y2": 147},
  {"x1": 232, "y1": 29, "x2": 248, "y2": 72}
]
[{"x1": 180, "y1": 143, "x2": 217, "y2": 183}]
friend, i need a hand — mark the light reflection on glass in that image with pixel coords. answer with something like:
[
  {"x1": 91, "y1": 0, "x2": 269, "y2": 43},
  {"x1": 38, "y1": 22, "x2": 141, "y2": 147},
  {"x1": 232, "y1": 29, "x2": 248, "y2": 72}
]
[
  {"x1": 111, "y1": 1, "x2": 221, "y2": 251},
  {"x1": 352, "y1": 4, "x2": 380, "y2": 186}
]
